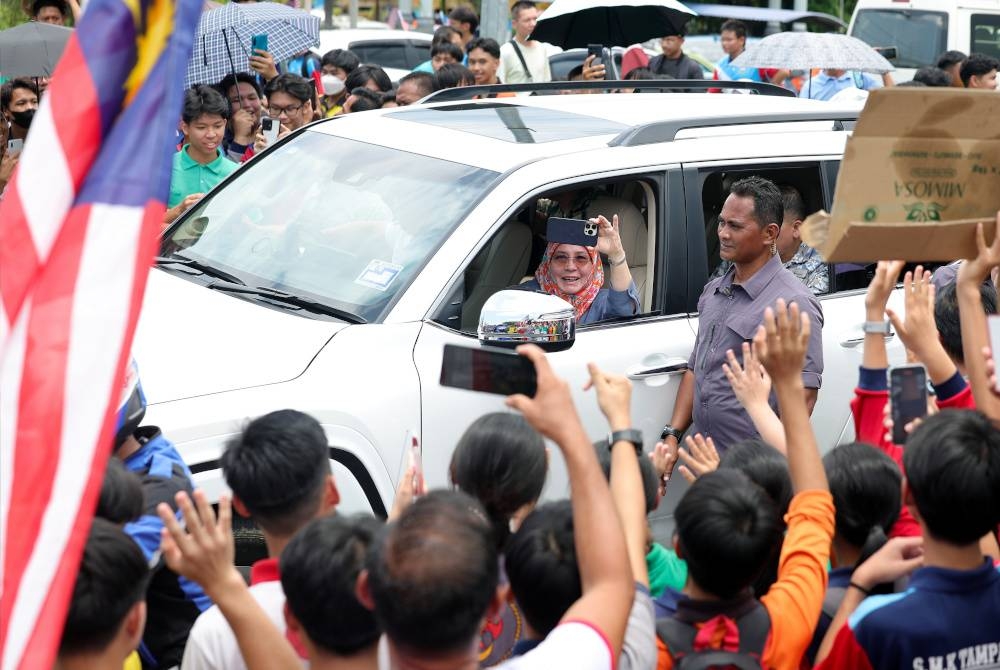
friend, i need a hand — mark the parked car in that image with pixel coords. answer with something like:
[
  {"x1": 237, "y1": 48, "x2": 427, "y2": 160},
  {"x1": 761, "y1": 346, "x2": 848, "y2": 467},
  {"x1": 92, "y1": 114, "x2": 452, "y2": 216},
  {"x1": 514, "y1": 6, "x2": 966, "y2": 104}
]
[
  {"x1": 312, "y1": 28, "x2": 432, "y2": 81},
  {"x1": 138, "y1": 88, "x2": 909, "y2": 531}
]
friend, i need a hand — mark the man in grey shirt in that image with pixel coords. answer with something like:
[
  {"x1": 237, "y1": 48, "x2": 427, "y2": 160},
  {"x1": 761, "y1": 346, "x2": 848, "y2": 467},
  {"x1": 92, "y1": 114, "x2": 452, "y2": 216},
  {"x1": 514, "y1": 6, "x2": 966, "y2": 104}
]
[
  {"x1": 647, "y1": 28, "x2": 704, "y2": 80},
  {"x1": 662, "y1": 176, "x2": 823, "y2": 453}
]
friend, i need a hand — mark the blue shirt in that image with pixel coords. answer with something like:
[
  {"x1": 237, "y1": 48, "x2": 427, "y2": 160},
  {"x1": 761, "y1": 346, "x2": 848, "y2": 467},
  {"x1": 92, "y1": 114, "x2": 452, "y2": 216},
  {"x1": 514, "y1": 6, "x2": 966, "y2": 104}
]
[
  {"x1": 799, "y1": 71, "x2": 882, "y2": 101},
  {"x1": 519, "y1": 279, "x2": 640, "y2": 325}
]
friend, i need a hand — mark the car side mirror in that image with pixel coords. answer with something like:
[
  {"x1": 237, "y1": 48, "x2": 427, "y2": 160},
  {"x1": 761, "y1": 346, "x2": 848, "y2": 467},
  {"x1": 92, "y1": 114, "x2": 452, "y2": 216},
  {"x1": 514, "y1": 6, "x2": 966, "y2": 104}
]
[{"x1": 478, "y1": 289, "x2": 575, "y2": 353}]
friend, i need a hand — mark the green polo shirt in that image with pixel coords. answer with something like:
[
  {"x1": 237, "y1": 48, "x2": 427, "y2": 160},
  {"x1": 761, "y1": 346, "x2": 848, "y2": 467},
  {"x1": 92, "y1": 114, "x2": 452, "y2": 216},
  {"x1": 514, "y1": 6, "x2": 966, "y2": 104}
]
[{"x1": 167, "y1": 144, "x2": 239, "y2": 208}]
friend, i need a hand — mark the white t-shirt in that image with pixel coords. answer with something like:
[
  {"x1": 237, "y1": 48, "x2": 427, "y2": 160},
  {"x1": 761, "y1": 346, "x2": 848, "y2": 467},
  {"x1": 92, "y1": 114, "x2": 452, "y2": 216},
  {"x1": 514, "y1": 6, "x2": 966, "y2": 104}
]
[
  {"x1": 496, "y1": 622, "x2": 614, "y2": 670},
  {"x1": 499, "y1": 40, "x2": 561, "y2": 84}
]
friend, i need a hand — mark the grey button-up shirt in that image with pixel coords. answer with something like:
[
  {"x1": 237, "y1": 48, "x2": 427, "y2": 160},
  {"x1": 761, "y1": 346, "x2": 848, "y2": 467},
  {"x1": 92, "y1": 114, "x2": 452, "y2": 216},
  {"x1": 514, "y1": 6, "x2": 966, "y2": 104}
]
[{"x1": 688, "y1": 253, "x2": 824, "y2": 452}]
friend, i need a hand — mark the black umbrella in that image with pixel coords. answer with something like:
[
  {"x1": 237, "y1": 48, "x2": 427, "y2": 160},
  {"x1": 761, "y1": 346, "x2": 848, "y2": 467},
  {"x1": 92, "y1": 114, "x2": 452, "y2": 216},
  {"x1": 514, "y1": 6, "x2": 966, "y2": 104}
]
[
  {"x1": 531, "y1": 0, "x2": 697, "y2": 50},
  {"x1": 0, "y1": 22, "x2": 72, "y2": 78}
]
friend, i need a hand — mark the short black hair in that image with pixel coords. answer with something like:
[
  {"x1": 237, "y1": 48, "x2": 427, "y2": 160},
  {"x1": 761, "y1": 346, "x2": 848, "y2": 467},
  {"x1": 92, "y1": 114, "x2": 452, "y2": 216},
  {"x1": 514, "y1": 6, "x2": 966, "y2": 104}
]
[
  {"x1": 264, "y1": 73, "x2": 313, "y2": 104},
  {"x1": 912, "y1": 67, "x2": 953, "y2": 87},
  {"x1": 904, "y1": 410, "x2": 1000, "y2": 545},
  {"x1": 675, "y1": 469, "x2": 784, "y2": 599},
  {"x1": 217, "y1": 72, "x2": 263, "y2": 101},
  {"x1": 221, "y1": 409, "x2": 329, "y2": 537},
  {"x1": 59, "y1": 518, "x2": 149, "y2": 655},
  {"x1": 779, "y1": 184, "x2": 805, "y2": 221},
  {"x1": 182, "y1": 84, "x2": 230, "y2": 124},
  {"x1": 366, "y1": 490, "x2": 498, "y2": 654},
  {"x1": 435, "y1": 63, "x2": 475, "y2": 89},
  {"x1": 467, "y1": 37, "x2": 500, "y2": 60},
  {"x1": 346, "y1": 87, "x2": 382, "y2": 113},
  {"x1": 431, "y1": 42, "x2": 465, "y2": 62},
  {"x1": 934, "y1": 280, "x2": 997, "y2": 365},
  {"x1": 97, "y1": 459, "x2": 144, "y2": 525},
  {"x1": 824, "y1": 442, "x2": 900, "y2": 560},
  {"x1": 321, "y1": 48, "x2": 361, "y2": 75},
  {"x1": 431, "y1": 25, "x2": 461, "y2": 48},
  {"x1": 511, "y1": 0, "x2": 536, "y2": 19},
  {"x1": 280, "y1": 514, "x2": 381, "y2": 656},
  {"x1": 448, "y1": 5, "x2": 479, "y2": 32},
  {"x1": 398, "y1": 71, "x2": 436, "y2": 98},
  {"x1": 1, "y1": 78, "x2": 39, "y2": 112},
  {"x1": 566, "y1": 64, "x2": 585, "y2": 81},
  {"x1": 896, "y1": 80, "x2": 927, "y2": 88},
  {"x1": 936, "y1": 50, "x2": 967, "y2": 70},
  {"x1": 451, "y1": 413, "x2": 546, "y2": 549},
  {"x1": 720, "y1": 19, "x2": 747, "y2": 39},
  {"x1": 730, "y1": 175, "x2": 784, "y2": 229},
  {"x1": 960, "y1": 53, "x2": 999, "y2": 86},
  {"x1": 505, "y1": 501, "x2": 579, "y2": 636},
  {"x1": 594, "y1": 440, "x2": 659, "y2": 514},
  {"x1": 32, "y1": 0, "x2": 66, "y2": 17},
  {"x1": 344, "y1": 64, "x2": 392, "y2": 93}
]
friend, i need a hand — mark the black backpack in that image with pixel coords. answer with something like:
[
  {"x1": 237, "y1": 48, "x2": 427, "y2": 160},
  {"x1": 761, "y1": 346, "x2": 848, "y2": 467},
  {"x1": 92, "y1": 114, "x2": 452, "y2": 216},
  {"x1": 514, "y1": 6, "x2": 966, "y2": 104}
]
[{"x1": 656, "y1": 604, "x2": 771, "y2": 670}]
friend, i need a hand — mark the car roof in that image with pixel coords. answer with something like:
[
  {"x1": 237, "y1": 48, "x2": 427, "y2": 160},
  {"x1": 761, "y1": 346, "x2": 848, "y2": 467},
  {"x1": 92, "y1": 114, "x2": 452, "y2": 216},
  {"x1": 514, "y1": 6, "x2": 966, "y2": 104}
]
[{"x1": 318, "y1": 28, "x2": 433, "y2": 47}]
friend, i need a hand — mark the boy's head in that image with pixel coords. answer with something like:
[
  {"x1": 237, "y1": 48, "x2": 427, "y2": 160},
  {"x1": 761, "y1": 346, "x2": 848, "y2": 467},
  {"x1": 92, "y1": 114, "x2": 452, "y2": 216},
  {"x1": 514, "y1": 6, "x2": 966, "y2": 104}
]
[
  {"x1": 431, "y1": 42, "x2": 465, "y2": 71},
  {"x1": 674, "y1": 469, "x2": 784, "y2": 599},
  {"x1": 824, "y1": 442, "x2": 901, "y2": 555},
  {"x1": 59, "y1": 518, "x2": 149, "y2": 663},
  {"x1": 903, "y1": 409, "x2": 1000, "y2": 546},
  {"x1": 936, "y1": 50, "x2": 967, "y2": 87},
  {"x1": 96, "y1": 458, "x2": 144, "y2": 525},
  {"x1": 221, "y1": 409, "x2": 338, "y2": 538},
  {"x1": 1, "y1": 78, "x2": 40, "y2": 130},
  {"x1": 321, "y1": 48, "x2": 361, "y2": 80},
  {"x1": 934, "y1": 280, "x2": 997, "y2": 366},
  {"x1": 720, "y1": 19, "x2": 748, "y2": 57},
  {"x1": 504, "y1": 501, "x2": 580, "y2": 637},
  {"x1": 263, "y1": 74, "x2": 315, "y2": 130},
  {"x1": 362, "y1": 490, "x2": 500, "y2": 655},
  {"x1": 960, "y1": 53, "x2": 999, "y2": 89},
  {"x1": 32, "y1": 0, "x2": 67, "y2": 24},
  {"x1": 180, "y1": 85, "x2": 229, "y2": 155},
  {"x1": 281, "y1": 514, "x2": 381, "y2": 658}
]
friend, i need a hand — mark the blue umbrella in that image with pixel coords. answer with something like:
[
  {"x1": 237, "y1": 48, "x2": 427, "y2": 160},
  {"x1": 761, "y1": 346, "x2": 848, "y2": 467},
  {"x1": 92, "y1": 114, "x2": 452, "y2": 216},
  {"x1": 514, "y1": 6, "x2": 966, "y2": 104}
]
[{"x1": 185, "y1": 2, "x2": 319, "y2": 87}]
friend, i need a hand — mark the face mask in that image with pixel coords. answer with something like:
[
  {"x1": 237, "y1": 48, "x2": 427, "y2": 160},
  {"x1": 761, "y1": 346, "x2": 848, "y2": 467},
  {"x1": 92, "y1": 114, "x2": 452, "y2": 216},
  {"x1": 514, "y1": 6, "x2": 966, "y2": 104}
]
[{"x1": 11, "y1": 109, "x2": 35, "y2": 129}]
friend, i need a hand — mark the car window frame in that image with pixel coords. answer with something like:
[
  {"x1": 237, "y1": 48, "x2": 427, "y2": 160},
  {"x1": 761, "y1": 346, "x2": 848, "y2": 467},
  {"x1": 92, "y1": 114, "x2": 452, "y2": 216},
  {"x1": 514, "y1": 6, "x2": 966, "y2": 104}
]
[{"x1": 971, "y1": 13, "x2": 1000, "y2": 60}]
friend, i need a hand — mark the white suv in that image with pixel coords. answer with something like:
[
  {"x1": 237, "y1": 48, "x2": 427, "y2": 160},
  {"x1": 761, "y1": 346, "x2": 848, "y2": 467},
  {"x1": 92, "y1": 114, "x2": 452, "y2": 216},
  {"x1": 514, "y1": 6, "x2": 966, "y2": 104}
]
[{"x1": 137, "y1": 87, "x2": 908, "y2": 524}]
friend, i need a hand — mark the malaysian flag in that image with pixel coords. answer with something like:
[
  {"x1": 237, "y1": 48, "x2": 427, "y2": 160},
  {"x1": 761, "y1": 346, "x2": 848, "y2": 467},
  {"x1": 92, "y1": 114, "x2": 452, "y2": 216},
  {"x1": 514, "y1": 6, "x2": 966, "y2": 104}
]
[{"x1": 0, "y1": 0, "x2": 201, "y2": 666}]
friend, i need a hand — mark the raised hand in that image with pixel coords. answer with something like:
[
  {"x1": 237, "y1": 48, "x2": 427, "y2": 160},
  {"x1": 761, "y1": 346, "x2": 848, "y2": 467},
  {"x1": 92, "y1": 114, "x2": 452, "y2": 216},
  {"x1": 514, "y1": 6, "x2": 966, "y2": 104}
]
[
  {"x1": 865, "y1": 260, "x2": 905, "y2": 320},
  {"x1": 677, "y1": 433, "x2": 720, "y2": 483},
  {"x1": 959, "y1": 218, "x2": 1000, "y2": 284},
  {"x1": 723, "y1": 342, "x2": 772, "y2": 411},
  {"x1": 584, "y1": 362, "x2": 631, "y2": 431}
]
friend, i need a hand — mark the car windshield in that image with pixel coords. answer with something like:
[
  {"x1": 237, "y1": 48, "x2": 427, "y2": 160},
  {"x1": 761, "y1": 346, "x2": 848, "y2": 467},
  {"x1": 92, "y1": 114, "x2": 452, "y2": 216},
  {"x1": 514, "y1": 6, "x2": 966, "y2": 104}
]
[
  {"x1": 851, "y1": 9, "x2": 947, "y2": 69},
  {"x1": 161, "y1": 132, "x2": 499, "y2": 323}
]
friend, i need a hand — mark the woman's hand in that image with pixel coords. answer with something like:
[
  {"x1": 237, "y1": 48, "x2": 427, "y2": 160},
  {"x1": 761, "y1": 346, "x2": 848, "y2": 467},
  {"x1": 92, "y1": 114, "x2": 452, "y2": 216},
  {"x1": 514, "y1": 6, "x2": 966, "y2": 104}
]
[{"x1": 593, "y1": 214, "x2": 625, "y2": 262}]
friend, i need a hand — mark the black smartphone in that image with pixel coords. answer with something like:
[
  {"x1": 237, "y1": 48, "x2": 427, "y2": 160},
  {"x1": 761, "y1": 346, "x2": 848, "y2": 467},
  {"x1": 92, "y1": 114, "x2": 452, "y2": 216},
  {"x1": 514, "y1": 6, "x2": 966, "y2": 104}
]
[
  {"x1": 587, "y1": 43, "x2": 603, "y2": 64},
  {"x1": 874, "y1": 46, "x2": 897, "y2": 60},
  {"x1": 890, "y1": 364, "x2": 928, "y2": 444},
  {"x1": 440, "y1": 343, "x2": 537, "y2": 397},
  {"x1": 251, "y1": 33, "x2": 269, "y2": 53},
  {"x1": 547, "y1": 216, "x2": 598, "y2": 247}
]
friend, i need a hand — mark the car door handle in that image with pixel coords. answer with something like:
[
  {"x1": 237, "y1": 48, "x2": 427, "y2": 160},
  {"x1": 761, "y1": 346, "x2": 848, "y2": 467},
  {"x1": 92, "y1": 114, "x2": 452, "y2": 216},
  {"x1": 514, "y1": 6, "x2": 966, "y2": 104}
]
[
  {"x1": 840, "y1": 333, "x2": 894, "y2": 348},
  {"x1": 627, "y1": 358, "x2": 689, "y2": 379}
]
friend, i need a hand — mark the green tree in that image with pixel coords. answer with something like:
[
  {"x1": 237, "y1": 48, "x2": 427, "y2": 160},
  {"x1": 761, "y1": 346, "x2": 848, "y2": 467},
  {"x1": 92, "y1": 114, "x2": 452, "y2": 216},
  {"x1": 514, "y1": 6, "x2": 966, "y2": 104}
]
[{"x1": 0, "y1": 0, "x2": 27, "y2": 30}]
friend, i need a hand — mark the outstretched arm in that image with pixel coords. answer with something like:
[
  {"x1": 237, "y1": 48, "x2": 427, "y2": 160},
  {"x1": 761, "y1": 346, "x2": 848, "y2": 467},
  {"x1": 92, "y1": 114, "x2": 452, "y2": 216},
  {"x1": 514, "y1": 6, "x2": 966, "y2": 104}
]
[{"x1": 957, "y1": 219, "x2": 1000, "y2": 419}]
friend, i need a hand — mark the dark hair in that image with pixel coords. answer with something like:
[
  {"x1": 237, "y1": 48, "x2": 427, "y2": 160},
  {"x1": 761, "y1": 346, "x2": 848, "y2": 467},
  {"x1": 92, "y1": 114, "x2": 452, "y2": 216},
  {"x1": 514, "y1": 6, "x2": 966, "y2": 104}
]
[
  {"x1": 779, "y1": 184, "x2": 805, "y2": 221},
  {"x1": 32, "y1": 0, "x2": 66, "y2": 17},
  {"x1": 467, "y1": 37, "x2": 501, "y2": 60},
  {"x1": 344, "y1": 64, "x2": 392, "y2": 93},
  {"x1": 625, "y1": 67, "x2": 657, "y2": 81},
  {"x1": 1, "y1": 78, "x2": 39, "y2": 111},
  {"x1": 935, "y1": 281, "x2": 997, "y2": 365},
  {"x1": 366, "y1": 490, "x2": 498, "y2": 653},
  {"x1": 904, "y1": 410, "x2": 1000, "y2": 545},
  {"x1": 450, "y1": 413, "x2": 546, "y2": 549},
  {"x1": 435, "y1": 63, "x2": 475, "y2": 89},
  {"x1": 448, "y1": 5, "x2": 479, "y2": 32},
  {"x1": 280, "y1": 514, "x2": 381, "y2": 655},
  {"x1": 264, "y1": 73, "x2": 313, "y2": 104},
  {"x1": 346, "y1": 87, "x2": 383, "y2": 113},
  {"x1": 510, "y1": 0, "x2": 536, "y2": 19},
  {"x1": 182, "y1": 85, "x2": 230, "y2": 124},
  {"x1": 912, "y1": 67, "x2": 953, "y2": 87},
  {"x1": 730, "y1": 175, "x2": 784, "y2": 229},
  {"x1": 936, "y1": 50, "x2": 967, "y2": 70},
  {"x1": 505, "y1": 501, "x2": 579, "y2": 636},
  {"x1": 824, "y1": 442, "x2": 900, "y2": 563},
  {"x1": 594, "y1": 440, "x2": 659, "y2": 514},
  {"x1": 216, "y1": 72, "x2": 262, "y2": 101},
  {"x1": 321, "y1": 48, "x2": 361, "y2": 75},
  {"x1": 398, "y1": 71, "x2": 436, "y2": 98},
  {"x1": 97, "y1": 459, "x2": 144, "y2": 525},
  {"x1": 720, "y1": 19, "x2": 747, "y2": 39},
  {"x1": 897, "y1": 80, "x2": 928, "y2": 88},
  {"x1": 431, "y1": 25, "x2": 461, "y2": 48},
  {"x1": 431, "y1": 41, "x2": 465, "y2": 62},
  {"x1": 59, "y1": 518, "x2": 149, "y2": 655},
  {"x1": 675, "y1": 469, "x2": 784, "y2": 599},
  {"x1": 960, "y1": 53, "x2": 999, "y2": 86},
  {"x1": 566, "y1": 64, "x2": 585, "y2": 81},
  {"x1": 221, "y1": 409, "x2": 329, "y2": 537}
]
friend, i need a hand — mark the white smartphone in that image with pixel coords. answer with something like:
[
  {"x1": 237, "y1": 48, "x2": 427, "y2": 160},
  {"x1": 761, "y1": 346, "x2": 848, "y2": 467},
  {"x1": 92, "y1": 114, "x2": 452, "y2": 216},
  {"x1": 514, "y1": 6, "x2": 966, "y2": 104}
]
[
  {"x1": 988, "y1": 315, "x2": 1000, "y2": 392},
  {"x1": 7, "y1": 138, "x2": 23, "y2": 157},
  {"x1": 260, "y1": 117, "x2": 279, "y2": 147}
]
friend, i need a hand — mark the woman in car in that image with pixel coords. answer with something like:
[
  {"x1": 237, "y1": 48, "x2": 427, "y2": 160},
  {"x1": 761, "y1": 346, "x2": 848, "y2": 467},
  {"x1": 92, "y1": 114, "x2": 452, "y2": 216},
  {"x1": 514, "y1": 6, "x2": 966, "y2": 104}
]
[{"x1": 523, "y1": 214, "x2": 640, "y2": 325}]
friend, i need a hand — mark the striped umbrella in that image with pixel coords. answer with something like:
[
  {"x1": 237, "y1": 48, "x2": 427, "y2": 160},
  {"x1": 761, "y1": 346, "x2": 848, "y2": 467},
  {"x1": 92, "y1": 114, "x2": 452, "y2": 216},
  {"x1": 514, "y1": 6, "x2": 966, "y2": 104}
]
[{"x1": 185, "y1": 1, "x2": 319, "y2": 87}]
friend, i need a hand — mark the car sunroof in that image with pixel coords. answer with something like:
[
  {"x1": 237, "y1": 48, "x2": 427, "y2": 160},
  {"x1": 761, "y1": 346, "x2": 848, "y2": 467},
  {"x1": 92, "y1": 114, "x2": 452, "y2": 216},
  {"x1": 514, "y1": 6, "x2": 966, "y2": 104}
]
[{"x1": 386, "y1": 102, "x2": 628, "y2": 144}]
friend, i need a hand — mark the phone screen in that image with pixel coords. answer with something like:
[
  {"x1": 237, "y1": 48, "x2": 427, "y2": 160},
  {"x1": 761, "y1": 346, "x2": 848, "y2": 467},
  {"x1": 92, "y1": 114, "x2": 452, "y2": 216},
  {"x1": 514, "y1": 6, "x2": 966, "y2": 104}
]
[
  {"x1": 890, "y1": 364, "x2": 928, "y2": 444},
  {"x1": 440, "y1": 344, "x2": 537, "y2": 397}
]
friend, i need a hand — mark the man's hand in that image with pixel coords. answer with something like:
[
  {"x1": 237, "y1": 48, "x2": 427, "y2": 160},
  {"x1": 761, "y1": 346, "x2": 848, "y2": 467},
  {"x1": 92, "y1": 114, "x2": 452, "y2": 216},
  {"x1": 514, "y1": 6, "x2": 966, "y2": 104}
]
[
  {"x1": 507, "y1": 344, "x2": 585, "y2": 446},
  {"x1": 723, "y1": 342, "x2": 771, "y2": 411},
  {"x1": 851, "y1": 536, "x2": 924, "y2": 591},
  {"x1": 959, "y1": 218, "x2": 1000, "y2": 285},
  {"x1": 0, "y1": 150, "x2": 18, "y2": 185},
  {"x1": 584, "y1": 362, "x2": 631, "y2": 431},
  {"x1": 232, "y1": 108, "x2": 258, "y2": 145},
  {"x1": 754, "y1": 299, "x2": 810, "y2": 389},
  {"x1": 649, "y1": 440, "x2": 678, "y2": 498},
  {"x1": 249, "y1": 49, "x2": 279, "y2": 81},
  {"x1": 163, "y1": 193, "x2": 205, "y2": 225},
  {"x1": 582, "y1": 54, "x2": 606, "y2": 80},
  {"x1": 157, "y1": 490, "x2": 244, "y2": 602},
  {"x1": 677, "y1": 433, "x2": 720, "y2": 483},
  {"x1": 865, "y1": 260, "x2": 905, "y2": 320}
]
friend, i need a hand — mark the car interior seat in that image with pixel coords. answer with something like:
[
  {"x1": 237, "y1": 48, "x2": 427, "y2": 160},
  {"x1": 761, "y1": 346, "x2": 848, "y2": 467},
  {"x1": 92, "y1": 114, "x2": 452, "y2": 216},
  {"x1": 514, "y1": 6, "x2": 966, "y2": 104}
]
[
  {"x1": 460, "y1": 221, "x2": 533, "y2": 332},
  {"x1": 584, "y1": 195, "x2": 649, "y2": 311}
]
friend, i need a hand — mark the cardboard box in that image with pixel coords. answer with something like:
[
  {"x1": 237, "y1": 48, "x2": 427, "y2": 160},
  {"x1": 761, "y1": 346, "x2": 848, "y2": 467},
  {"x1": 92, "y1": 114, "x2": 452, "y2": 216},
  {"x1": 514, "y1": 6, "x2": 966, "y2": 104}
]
[{"x1": 802, "y1": 88, "x2": 1000, "y2": 262}]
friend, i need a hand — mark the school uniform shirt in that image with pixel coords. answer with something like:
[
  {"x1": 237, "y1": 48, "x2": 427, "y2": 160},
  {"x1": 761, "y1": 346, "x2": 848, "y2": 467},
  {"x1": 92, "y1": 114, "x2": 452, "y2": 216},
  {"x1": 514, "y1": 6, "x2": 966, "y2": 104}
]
[
  {"x1": 817, "y1": 560, "x2": 1000, "y2": 670},
  {"x1": 168, "y1": 144, "x2": 239, "y2": 208},
  {"x1": 499, "y1": 40, "x2": 561, "y2": 84},
  {"x1": 496, "y1": 621, "x2": 616, "y2": 670}
]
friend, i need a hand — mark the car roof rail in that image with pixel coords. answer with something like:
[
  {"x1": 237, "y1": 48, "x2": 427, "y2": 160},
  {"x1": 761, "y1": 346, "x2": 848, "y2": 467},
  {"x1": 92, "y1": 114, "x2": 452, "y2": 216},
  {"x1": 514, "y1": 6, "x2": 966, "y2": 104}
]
[
  {"x1": 609, "y1": 109, "x2": 859, "y2": 147},
  {"x1": 420, "y1": 79, "x2": 795, "y2": 103}
]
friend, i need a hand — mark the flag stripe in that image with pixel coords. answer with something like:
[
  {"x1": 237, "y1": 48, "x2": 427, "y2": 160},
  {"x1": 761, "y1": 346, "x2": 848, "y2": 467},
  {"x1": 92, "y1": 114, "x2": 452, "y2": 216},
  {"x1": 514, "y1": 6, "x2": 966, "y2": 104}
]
[{"x1": 0, "y1": 307, "x2": 29, "y2": 595}]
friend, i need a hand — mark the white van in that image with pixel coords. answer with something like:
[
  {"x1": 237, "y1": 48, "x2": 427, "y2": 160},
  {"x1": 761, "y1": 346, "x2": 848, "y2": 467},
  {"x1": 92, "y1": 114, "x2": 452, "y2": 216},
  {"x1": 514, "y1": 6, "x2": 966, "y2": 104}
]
[{"x1": 849, "y1": 0, "x2": 1000, "y2": 81}]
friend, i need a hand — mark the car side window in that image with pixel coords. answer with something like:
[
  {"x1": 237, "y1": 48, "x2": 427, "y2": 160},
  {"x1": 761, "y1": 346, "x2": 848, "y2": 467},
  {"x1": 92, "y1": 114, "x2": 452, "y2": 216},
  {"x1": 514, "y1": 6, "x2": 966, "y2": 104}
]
[
  {"x1": 351, "y1": 43, "x2": 410, "y2": 70},
  {"x1": 431, "y1": 178, "x2": 660, "y2": 334},
  {"x1": 972, "y1": 14, "x2": 1000, "y2": 60}
]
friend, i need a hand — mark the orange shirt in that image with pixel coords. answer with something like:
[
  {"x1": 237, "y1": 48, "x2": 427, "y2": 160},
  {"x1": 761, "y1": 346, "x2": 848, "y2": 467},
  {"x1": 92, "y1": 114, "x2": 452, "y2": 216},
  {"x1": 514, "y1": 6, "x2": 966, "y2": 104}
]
[{"x1": 656, "y1": 489, "x2": 835, "y2": 670}]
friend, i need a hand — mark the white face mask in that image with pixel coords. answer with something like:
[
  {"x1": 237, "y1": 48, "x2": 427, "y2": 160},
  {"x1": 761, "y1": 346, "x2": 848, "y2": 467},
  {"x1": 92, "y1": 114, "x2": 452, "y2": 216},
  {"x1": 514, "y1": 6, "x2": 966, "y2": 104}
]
[{"x1": 321, "y1": 74, "x2": 345, "y2": 97}]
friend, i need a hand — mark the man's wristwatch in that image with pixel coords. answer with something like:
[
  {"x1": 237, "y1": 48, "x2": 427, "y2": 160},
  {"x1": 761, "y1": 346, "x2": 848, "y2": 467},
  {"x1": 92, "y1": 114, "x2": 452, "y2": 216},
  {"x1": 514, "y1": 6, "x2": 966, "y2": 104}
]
[
  {"x1": 660, "y1": 425, "x2": 682, "y2": 441},
  {"x1": 862, "y1": 320, "x2": 892, "y2": 334},
  {"x1": 608, "y1": 429, "x2": 643, "y2": 456}
]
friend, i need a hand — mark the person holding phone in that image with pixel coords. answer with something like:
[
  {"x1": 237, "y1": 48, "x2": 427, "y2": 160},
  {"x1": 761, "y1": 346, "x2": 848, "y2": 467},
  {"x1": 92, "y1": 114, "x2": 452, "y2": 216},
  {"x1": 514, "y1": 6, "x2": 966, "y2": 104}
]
[{"x1": 520, "y1": 214, "x2": 639, "y2": 325}]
